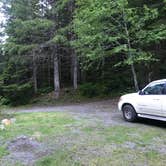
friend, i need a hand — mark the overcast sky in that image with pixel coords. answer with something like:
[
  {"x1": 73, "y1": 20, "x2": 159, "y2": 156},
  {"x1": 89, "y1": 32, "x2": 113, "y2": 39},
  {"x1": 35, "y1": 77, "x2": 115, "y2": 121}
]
[
  {"x1": 0, "y1": 2, "x2": 7, "y2": 42},
  {"x1": 0, "y1": 2, "x2": 5, "y2": 24}
]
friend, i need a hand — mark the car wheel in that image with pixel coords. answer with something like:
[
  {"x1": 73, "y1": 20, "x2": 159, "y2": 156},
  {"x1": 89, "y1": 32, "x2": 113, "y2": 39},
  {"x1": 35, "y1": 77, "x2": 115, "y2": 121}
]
[{"x1": 122, "y1": 105, "x2": 137, "y2": 122}]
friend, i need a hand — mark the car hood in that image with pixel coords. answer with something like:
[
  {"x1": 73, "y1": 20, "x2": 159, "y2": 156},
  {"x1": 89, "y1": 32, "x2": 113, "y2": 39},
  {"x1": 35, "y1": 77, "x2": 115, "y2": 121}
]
[{"x1": 121, "y1": 93, "x2": 138, "y2": 99}]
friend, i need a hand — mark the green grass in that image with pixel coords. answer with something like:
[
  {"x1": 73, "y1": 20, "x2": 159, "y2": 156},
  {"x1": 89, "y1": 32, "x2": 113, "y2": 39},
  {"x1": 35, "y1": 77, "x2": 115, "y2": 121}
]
[
  {"x1": 36, "y1": 150, "x2": 80, "y2": 166},
  {"x1": 36, "y1": 122, "x2": 166, "y2": 166},
  {"x1": 79, "y1": 125, "x2": 166, "y2": 166},
  {"x1": 0, "y1": 112, "x2": 76, "y2": 141},
  {"x1": 0, "y1": 146, "x2": 8, "y2": 158},
  {"x1": 0, "y1": 111, "x2": 165, "y2": 166},
  {"x1": 0, "y1": 112, "x2": 76, "y2": 161}
]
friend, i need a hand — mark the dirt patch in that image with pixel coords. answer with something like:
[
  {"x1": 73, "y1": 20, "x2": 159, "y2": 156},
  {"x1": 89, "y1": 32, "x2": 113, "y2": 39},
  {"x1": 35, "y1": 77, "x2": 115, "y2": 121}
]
[{"x1": 1, "y1": 136, "x2": 51, "y2": 166}]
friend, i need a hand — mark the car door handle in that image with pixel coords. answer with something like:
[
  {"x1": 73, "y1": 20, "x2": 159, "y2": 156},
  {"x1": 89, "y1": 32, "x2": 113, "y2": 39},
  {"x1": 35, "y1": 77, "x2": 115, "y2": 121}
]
[{"x1": 153, "y1": 99, "x2": 160, "y2": 101}]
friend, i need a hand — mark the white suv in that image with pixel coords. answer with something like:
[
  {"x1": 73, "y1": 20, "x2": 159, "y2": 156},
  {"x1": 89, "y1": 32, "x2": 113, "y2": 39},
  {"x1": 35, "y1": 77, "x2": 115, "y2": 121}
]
[{"x1": 118, "y1": 79, "x2": 166, "y2": 122}]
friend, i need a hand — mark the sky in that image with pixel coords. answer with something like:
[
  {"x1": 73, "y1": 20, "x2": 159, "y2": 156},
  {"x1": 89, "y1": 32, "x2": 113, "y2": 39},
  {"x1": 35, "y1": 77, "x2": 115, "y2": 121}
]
[
  {"x1": 0, "y1": 2, "x2": 5, "y2": 25},
  {"x1": 0, "y1": 2, "x2": 7, "y2": 42}
]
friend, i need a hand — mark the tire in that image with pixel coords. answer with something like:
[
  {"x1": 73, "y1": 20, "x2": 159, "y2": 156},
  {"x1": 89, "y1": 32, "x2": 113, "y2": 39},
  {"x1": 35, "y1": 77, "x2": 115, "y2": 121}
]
[{"x1": 122, "y1": 105, "x2": 137, "y2": 122}]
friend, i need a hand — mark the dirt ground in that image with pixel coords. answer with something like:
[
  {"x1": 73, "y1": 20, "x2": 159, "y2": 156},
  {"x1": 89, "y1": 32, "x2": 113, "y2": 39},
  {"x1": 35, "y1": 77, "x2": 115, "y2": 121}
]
[
  {"x1": 1, "y1": 99, "x2": 166, "y2": 166},
  {"x1": 13, "y1": 98, "x2": 166, "y2": 127}
]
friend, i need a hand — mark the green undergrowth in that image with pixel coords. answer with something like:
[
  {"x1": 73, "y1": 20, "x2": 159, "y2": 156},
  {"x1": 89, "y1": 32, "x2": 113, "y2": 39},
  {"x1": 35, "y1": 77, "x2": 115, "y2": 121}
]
[{"x1": 29, "y1": 88, "x2": 125, "y2": 107}]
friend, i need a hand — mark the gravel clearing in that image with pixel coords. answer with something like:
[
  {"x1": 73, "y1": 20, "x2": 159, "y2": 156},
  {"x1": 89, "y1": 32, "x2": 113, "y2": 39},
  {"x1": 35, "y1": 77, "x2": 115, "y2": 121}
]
[
  {"x1": 11, "y1": 99, "x2": 129, "y2": 126},
  {"x1": 1, "y1": 99, "x2": 166, "y2": 166}
]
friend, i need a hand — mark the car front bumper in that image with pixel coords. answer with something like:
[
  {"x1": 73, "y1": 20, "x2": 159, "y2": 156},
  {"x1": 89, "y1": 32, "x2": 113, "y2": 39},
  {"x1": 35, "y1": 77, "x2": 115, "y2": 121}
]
[{"x1": 118, "y1": 100, "x2": 123, "y2": 111}]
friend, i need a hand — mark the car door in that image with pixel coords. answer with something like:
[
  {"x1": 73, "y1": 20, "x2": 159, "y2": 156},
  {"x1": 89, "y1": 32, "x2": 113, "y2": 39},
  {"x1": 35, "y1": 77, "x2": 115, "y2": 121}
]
[
  {"x1": 161, "y1": 83, "x2": 166, "y2": 117},
  {"x1": 137, "y1": 83, "x2": 165, "y2": 116}
]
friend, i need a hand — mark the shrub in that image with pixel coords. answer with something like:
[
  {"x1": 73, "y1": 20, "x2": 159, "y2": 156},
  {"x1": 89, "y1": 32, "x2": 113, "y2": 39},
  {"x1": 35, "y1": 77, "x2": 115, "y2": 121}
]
[
  {"x1": 0, "y1": 96, "x2": 10, "y2": 105},
  {"x1": 1, "y1": 82, "x2": 33, "y2": 105},
  {"x1": 79, "y1": 83, "x2": 98, "y2": 97},
  {"x1": 38, "y1": 87, "x2": 54, "y2": 94},
  {"x1": 79, "y1": 83, "x2": 109, "y2": 97}
]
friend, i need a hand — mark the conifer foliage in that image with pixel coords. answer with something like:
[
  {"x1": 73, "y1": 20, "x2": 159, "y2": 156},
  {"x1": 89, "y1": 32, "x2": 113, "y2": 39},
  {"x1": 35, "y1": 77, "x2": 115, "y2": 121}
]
[{"x1": 0, "y1": 0, "x2": 165, "y2": 105}]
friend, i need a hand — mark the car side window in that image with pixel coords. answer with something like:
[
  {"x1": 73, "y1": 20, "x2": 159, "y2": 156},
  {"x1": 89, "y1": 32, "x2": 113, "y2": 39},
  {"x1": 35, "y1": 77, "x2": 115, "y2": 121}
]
[
  {"x1": 143, "y1": 83, "x2": 166, "y2": 95},
  {"x1": 162, "y1": 84, "x2": 166, "y2": 94}
]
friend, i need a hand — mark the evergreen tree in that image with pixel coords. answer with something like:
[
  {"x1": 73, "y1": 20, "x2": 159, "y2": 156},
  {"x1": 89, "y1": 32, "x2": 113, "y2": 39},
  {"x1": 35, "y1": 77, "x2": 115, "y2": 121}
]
[
  {"x1": 0, "y1": 0, "x2": 54, "y2": 104},
  {"x1": 73, "y1": 0, "x2": 166, "y2": 90},
  {"x1": 0, "y1": 0, "x2": 165, "y2": 105}
]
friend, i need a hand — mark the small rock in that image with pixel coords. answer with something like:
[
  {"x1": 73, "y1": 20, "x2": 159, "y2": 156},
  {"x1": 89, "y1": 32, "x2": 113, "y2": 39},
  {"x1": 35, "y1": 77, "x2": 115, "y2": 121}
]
[
  {"x1": 1, "y1": 119, "x2": 11, "y2": 126},
  {"x1": 16, "y1": 135, "x2": 27, "y2": 140},
  {"x1": 123, "y1": 141, "x2": 136, "y2": 149}
]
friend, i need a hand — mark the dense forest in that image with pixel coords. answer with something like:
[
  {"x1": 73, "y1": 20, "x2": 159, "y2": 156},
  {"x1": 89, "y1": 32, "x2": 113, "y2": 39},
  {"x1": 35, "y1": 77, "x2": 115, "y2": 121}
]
[{"x1": 0, "y1": 0, "x2": 165, "y2": 105}]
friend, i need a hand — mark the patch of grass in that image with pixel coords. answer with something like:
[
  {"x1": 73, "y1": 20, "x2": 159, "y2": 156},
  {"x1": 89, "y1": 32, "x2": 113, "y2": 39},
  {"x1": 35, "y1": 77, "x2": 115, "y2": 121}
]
[
  {"x1": 36, "y1": 150, "x2": 80, "y2": 166},
  {"x1": 79, "y1": 124, "x2": 166, "y2": 165},
  {"x1": 89, "y1": 148, "x2": 166, "y2": 166},
  {"x1": 104, "y1": 126, "x2": 137, "y2": 144},
  {"x1": 82, "y1": 125, "x2": 165, "y2": 145},
  {"x1": 0, "y1": 112, "x2": 14, "y2": 121},
  {"x1": 0, "y1": 146, "x2": 9, "y2": 158},
  {"x1": 0, "y1": 112, "x2": 76, "y2": 147}
]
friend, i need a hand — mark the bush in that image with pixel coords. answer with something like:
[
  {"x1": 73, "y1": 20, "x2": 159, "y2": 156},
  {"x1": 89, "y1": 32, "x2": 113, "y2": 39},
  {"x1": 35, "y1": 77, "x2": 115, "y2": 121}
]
[
  {"x1": 79, "y1": 83, "x2": 109, "y2": 97},
  {"x1": 79, "y1": 83, "x2": 98, "y2": 97},
  {"x1": 38, "y1": 87, "x2": 54, "y2": 94},
  {"x1": 0, "y1": 96, "x2": 10, "y2": 105},
  {"x1": 1, "y1": 82, "x2": 33, "y2": 106}
]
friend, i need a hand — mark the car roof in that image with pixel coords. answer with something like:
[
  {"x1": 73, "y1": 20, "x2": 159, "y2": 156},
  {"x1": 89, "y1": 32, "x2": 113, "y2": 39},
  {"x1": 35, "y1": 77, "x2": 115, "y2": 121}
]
[{"x1": 151, "y1": 79, "x2": 166, "y2": 84}]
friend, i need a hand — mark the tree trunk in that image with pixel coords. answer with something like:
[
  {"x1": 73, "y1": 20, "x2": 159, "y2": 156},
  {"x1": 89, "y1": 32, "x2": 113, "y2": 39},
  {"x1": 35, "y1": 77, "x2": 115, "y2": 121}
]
[
  {"x1": 53, "y1": 47, "x2": 60, "y2": 99},
  {"x1": 71, "y1": 50, "x2": 78, "y2": 90},
  {"x1": 32, "y1": 51, "x2": 38, "y2": 93},
  {"x1": 29, "y1": 0, "x2": 37, "y2": 94},
  {"x1": 128, "y1": 47, "x2": 139, "y2": 91},
  {"x1": 148, "y1": 71, "x2": 153, "y2": 83},
  {"x1": 131, "y1": 64, "x2": 139, "y2": 91},
  {"x1": 123, "y1": 13, "x2": 139, "y2": 91},
  {"x1": 48, "y1": 55, "x2": 51, "y2": 87},
  {"x1": 102, "y1": 57, "x2": 105, "y2": 80},
  {"x1": 68, "y1": 0, "x2": 78, "y2": 90}
]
